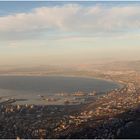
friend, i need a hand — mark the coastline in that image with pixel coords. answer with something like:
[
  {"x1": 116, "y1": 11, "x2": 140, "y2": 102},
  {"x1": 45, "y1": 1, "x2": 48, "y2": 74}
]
[
  {"x1": 0, "y1": 74, "x2": 123, "y2": 105},
  {"x1": 0, "y1": 73, "x2": 123, "y2": 89},
  {"x1": 0, "y1": 73, "x2": 118, "y2": 82}
]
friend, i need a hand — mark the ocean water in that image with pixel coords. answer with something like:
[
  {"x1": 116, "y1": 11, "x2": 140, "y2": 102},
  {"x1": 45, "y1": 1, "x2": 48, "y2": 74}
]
[{"x1": 0, "y1": 76, "x2": 121, "y2": 105}]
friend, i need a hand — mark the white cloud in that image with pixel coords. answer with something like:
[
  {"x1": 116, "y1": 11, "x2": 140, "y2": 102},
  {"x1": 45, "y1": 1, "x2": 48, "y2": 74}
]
[
  {"x1": 0, "y1": 4, "x2": 140, "y2": 40},
  {"x1": 7, "y1": 42, "x2": 18, "y2": 48}
]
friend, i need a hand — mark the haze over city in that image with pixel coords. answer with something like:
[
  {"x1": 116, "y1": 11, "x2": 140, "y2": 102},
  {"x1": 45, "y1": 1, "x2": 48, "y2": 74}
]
[
  {"x1": 0, "y1": 1, "x2": 140, "y2": 66},
  {"x1": 1, "y1": 1, "x2": 140, "y2": 139}
]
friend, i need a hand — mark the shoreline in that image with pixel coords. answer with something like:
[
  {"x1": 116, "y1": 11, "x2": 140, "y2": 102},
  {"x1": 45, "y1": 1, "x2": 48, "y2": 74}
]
[
  {"x1": 0, "y1": 74, "x2": 124, "y2": 105},
  {"x1": 0, "y1": 73, "x2": 118, "y2": 83}
]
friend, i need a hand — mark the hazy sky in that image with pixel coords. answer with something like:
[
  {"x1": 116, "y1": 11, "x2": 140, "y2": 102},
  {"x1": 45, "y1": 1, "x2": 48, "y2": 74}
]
[{"x1": 0, "y1": 1, "x2": 140, "y2": 66}]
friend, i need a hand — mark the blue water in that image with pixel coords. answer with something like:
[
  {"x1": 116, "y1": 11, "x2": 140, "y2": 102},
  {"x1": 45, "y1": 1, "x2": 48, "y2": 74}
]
[
  {"x1": 0, "y1": 75, "x2": 120, "y2": 94},
  {"x1": 0, "y1": 75, "x2": 121, "y2": 105}
]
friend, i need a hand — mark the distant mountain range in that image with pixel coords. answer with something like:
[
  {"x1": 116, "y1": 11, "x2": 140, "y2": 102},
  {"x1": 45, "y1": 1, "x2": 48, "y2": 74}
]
[{"x1": 0, "y1": 60, "x2": 140, "y2": 75}]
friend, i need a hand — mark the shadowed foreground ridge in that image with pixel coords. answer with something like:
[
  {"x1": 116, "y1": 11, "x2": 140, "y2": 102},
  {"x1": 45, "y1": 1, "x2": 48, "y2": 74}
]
[{"x1": 58, "y1": 104, "x2": 140, "y2": 139}]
